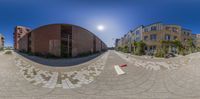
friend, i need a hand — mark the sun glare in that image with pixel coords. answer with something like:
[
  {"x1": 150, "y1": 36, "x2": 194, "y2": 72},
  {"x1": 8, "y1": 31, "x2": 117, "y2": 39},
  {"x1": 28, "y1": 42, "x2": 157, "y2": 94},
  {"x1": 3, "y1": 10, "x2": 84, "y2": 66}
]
[{"x1": 97, "y1": 25, "x2": 104, "y2": 31}]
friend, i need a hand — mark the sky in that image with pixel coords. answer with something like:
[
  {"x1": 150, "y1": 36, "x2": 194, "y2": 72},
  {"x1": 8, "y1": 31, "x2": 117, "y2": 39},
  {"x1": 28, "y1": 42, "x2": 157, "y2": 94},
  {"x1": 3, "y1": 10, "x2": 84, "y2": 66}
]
[{"x1": 0, "y1": 0, "x2": 200, "y2": 47}]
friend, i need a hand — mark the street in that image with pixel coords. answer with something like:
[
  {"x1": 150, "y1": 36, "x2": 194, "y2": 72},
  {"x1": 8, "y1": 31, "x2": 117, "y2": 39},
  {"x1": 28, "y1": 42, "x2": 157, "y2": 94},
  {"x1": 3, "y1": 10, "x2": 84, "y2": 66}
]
[{"x1": 0, "y1": 50, "x2": 200, "y2": 99}]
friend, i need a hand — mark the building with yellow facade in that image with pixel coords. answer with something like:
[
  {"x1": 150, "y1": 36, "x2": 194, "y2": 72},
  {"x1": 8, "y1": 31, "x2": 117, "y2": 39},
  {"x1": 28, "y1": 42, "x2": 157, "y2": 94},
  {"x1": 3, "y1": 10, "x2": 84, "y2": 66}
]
[{"x1": 116, "y1": 22, "x2": 194, "y2": 53}]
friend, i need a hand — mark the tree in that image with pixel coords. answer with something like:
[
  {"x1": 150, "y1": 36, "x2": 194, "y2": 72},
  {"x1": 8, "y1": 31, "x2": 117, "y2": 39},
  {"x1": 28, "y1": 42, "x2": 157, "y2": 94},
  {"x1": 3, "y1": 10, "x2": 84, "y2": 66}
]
[
  {"x1": 123, "y1": 45, "x2": 129, "y2": 53},
  {"x1": 134, "y1": 41, "x2": 146, "y2": 55},
  {"x1": 186, "y1": 38, "x2": 195, "y2": 53},
  {"x1": 132, "y1": 42, "x2": 137, "y2": 54}
]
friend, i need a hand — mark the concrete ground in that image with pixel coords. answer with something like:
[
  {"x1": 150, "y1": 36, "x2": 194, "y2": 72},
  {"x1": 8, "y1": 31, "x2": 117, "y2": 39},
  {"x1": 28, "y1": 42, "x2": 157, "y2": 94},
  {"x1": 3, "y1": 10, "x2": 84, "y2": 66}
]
[{"x1": 0, "y1": 50, "x2": 200, "y2": 99}]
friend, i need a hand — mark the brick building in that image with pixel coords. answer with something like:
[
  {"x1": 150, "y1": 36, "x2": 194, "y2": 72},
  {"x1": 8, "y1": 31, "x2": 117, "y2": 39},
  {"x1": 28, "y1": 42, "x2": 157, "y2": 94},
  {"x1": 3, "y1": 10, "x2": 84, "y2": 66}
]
[
  {"x1": 0, "y1": 34, "x2": 4, "y2": 49},
  {"x1": 14, "y1": 26, "x2": 31, "y2": 50},
  {"x1": 14, "y1": 24, "x2": 107, "y2": 57}
]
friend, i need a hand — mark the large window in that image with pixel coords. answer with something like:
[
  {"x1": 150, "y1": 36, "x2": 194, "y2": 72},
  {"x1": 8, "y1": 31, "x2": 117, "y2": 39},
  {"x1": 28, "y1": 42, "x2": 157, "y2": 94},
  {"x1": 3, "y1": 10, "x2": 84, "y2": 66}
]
[
  {"x1": 136, "y1": 30, "x2": 140, "y2": 35},
  {"x1": 172, "y1": 27, "x2": 178, "y2": 32},
  {"x1": 165, "y1": 27, "x2": 170, "y2": 30},
  {"x1": 187, "y1": 32, "x2": 190, "y2": 36},
  {"x1": 165, "y1": 34, "x2": 171, "y2": 40},
  {"x1": 144, "y1": 28, "x2": 148, "y2": 32},
  {"x1": 174, "y1": 36, "x2": 177, "y2": 40},
  {"x1": 151, "y1": 26, "x2": 157, "y2": 31},
  {"x1": 144, "y1": 36, "x2": 148, "y2": 41},
  {"x1": 150, "y1": 34, "x2": 157, "y2": 41}
]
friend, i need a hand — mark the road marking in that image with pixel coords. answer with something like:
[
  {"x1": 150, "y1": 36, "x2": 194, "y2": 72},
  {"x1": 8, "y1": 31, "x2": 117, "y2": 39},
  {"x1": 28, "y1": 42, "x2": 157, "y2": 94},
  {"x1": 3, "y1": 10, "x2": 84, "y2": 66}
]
[{"x1": 114, "y1": 65, "x2": 125, "y2": 75}]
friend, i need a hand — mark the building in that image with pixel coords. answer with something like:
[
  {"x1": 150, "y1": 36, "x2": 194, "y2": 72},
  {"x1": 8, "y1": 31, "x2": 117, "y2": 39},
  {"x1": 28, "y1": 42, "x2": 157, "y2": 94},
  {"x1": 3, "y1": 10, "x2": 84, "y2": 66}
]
[
  {"x1": 0, "y1": 34, "x2": 4, "y2": 49},
  {"x1": 116, "y1": 22, "x2": 193, "y2": 53},
  {"x1": 115, "y1": 39, "x2": 120, "y2": 49},
  {"x1": 14, "y1": 26, "x2": 31, "y2": 50},
  {"x1": 116, "y1": 26, "x2": 144, "y2": 52},
  {"x1": 14, "y1": 24, "x2": 107, "y2": 57},
  {"x1": 193, "y1": 34, "x2": 200, "y2": 47},
  {"x1": 142, "y1": 23, "x2": 192, "y2": 52}
]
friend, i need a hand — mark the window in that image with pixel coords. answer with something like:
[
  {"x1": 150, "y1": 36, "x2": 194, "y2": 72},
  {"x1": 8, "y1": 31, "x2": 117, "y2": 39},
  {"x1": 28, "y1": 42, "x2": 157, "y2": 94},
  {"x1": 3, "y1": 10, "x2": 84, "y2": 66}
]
[
  {"x1": 150, "y1": 46, "x2": 156, "y2": 51},
  {"x1": 165, "y1": 34, "x2": 171, "y2": 40},
  {"x1": 174, "y1": 36, "x2": 177, "y2": 40},
  {"x1": 187, "y1": 32, "x2": 190, "y2": 36},
  {"x1": 26, "y1": 29, "x2": 30, "y2": 32},
  {"x1": 150, "y1": 34, "x2": 157, "y2": 41},
  {"x1": 19, "y1": 29, "x2": 23, "y2": 33},
  {"x1": 165, "y1": 27, "x2": 170, "y2": 30},
  {"x1": 144, "y1": 36, "x2": 148, "y2": 40},
  {"x1": 172, "y1": 27, "x2": 178, "y2": 32},
  {"x1": 144, "y1": 28, "x2": 148, "y2": 32},
  {"x1": 151, "y1": 26, "x2": 157, "y2": 31},
  {"x1": 136, "y1": 30, "x2": 140, "y2": 35}
]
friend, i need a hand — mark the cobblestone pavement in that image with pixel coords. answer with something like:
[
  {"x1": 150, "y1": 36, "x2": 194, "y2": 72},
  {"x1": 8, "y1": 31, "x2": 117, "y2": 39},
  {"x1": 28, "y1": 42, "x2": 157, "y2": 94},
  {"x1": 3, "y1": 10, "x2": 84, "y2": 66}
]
[{"x1": 0, "y1": 50, "x2": 200, "y2": 99}]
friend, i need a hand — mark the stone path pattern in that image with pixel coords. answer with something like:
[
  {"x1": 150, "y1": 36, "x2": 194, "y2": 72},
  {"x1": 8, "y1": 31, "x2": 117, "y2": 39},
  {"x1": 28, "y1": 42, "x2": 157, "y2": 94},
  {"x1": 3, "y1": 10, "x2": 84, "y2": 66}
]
[{"x1": 0, "y1": 50, "x2": 200, "y2": 99}]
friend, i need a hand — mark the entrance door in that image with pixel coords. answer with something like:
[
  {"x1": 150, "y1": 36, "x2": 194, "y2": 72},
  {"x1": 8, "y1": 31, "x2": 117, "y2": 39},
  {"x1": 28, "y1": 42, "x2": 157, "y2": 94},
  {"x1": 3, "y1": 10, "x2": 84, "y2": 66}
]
[{"x1": 61, "y1": 25, "x2": 72, "y2": 57}]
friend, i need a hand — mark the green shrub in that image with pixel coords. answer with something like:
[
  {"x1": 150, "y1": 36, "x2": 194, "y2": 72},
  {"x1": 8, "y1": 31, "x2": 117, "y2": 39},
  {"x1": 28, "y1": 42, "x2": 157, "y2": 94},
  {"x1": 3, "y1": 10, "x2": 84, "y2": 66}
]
[
  {"x1": 33, "y1": 52, "x2": 58, "y2": 58},
  {"x1": 179, "y1": 48, "x2": 187, "y2": 56},
  {"x1": 44, "y1": 53, "x2": 58, "y2": 58},
  {"x1": 132, "y1": 41, "x2": 146, "y2": 56},
  {"x1": 0, "y1": 48, "x2": 4, "y2": 51},
  {"x1": 4, "y1": 51, "x2": 12, "y2": 55},
  {"x1": 78, "y1": 51, "x2": 92, "y2": 57},
  {"x1": 123, "y1": 46, "x2": 129, "y2": 53},
  {"x1": 154, "y1": 49, "x2": 165, "y2": 57}
]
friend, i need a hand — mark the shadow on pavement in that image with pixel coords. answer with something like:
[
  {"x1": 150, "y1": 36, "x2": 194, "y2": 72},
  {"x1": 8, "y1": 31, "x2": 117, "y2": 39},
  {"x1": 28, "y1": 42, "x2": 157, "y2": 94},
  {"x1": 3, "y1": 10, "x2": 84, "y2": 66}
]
[{"x1": 15, "y1": 51, "x2": 103, "y2": 67}]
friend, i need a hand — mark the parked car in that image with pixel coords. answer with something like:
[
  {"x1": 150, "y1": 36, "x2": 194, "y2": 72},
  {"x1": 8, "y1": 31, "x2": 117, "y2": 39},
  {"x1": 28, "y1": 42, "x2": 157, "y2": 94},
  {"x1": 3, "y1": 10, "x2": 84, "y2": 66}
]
[{"x1": 164, "y1": 53, "x2": 176, "y2": 58}]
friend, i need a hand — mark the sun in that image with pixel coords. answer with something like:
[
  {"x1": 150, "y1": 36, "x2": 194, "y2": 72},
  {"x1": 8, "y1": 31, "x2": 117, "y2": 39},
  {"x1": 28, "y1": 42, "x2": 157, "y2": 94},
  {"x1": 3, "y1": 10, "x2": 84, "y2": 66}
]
[{"x1": 97, "y1": 25, "x2": 105, "y2": 31}]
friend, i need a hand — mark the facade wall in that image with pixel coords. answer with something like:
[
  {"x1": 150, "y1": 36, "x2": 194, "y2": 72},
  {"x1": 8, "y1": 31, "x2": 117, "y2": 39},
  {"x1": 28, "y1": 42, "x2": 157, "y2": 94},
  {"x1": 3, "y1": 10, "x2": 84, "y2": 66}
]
[
  {"x1": 0, "y1": 34, "x2": 4, "y2": 49},
  {"x1": 196, "y1": 34, "x2": 200, "y2": 47},
  {"x1": 31, "y1": 24, "x2": 61, "y2": 56},
  {"x1": 181, "y1": 29, "x2": 192, "y2": 46},
  {"x1": 101, "y1": 42, "x2": 107, "y2": 51},
  {"x1": 163, "y1": 25, "x2": 182, "y2": 41},
  {"x1": 115, "y1": 39, "x2": 120, "y2": 48},
  {"x1": 72, "y1": 26, "x2": 94, "y2": 57},
  {"x1": 143, "y1": 24, "x2": 182, "y2": 50},
  {"x1": 14, "y1": 26, "x2": 31, "y2": 50},
  {"x1": 15, "y1": 24, "x2": 107, "y2": 57},
  {"x1": 116, "y1": 22, "x2": 194, "y2": 53},
  {"x1": 95, "y1": 37, "x2": 102, "y2": 52},
  {"x1": 133, "y1": 26, "x2": 143, "y2": 42},
  {"x1": 18, "y1": 33, "x2": 28, "y2": 51}
]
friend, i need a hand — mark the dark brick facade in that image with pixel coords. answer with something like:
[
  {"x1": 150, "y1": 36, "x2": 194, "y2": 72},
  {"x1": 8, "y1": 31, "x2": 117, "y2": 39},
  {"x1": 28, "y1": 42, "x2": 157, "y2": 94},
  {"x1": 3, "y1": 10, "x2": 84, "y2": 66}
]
[{"x1": 14, "y1": 24, "x2": 107, "y2": 57}]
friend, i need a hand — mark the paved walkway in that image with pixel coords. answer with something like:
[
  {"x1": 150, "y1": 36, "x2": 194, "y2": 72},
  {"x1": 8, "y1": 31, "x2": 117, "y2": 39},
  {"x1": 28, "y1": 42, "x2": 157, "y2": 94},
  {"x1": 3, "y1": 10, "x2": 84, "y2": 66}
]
[{"x1": 0, "y1": 50, "x2": 200, "y2": 99}]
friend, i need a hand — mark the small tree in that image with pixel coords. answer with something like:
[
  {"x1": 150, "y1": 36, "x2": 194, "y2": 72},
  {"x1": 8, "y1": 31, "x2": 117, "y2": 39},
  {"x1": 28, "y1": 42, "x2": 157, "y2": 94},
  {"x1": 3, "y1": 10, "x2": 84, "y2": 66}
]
[
  {"x1": 173, "y1": 40, "x2": 183, "y2": 54},
  {"x1": 123, "y1": 45, "x2": 129, "y2": 53},
  {"x1": 134, "y1": 41, "x2": 146, "y2": 55},
  {"x1": 131, "y1": 42, "x2": 137, "y2": 54},
  {"x1": 0, "y1": 48, "x2": 3, "y2": 51},
  {"x1": 155, "y1": 48, "x2": 165, "y2": 57},
  {"x1": 186, "y1": 38, "x2": 195, "y2": 53}
]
